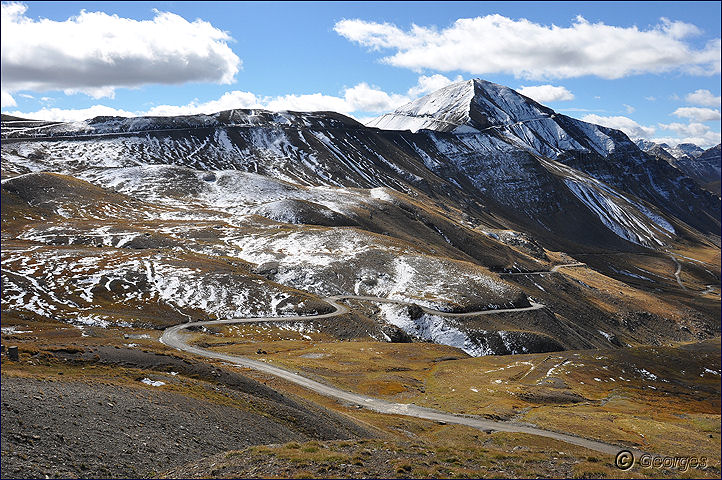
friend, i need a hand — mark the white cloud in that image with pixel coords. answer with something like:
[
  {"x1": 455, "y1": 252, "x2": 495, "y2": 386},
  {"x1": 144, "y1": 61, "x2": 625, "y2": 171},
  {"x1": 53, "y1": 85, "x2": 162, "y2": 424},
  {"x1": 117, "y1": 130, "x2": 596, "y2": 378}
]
[
  {"x1": 558, "y1": 107, "x2": 607, "y2": 113},
  {"x1": 6, "y1": 73, "x2": 477, "y2": 122},
  {"x1": 1, "y1": 90, "x2": 16, "y2": 107},
  {"x1": 146, "y1": 83, "x2": 412, "y2": 118},
  {"x1": 655, "y1": 122, "x2": 721, "y2": 148},
  {"x1": 407, "y1": 74, "x2": 464, "y2": 96},
  {"x1": 9, "y1": 91, "x2": 355, "y2": 121},
  {"x1": 5, "y1": 104, "x2": 136, "y2": 122},
  {"x1": 672, "y1": 107, "x2": 721, "y2": 122},
  {"x1": 6, "y1": 84, "x2": 410, "y2": 122},
  {"x1": 63, "y1": 86, "x2": 117, "y2": 100},
  {"x1": 623, "y1": 104, "x2": 635, "y2": 114},
  {"x1": 1, "y1": 2, "x2": 240, "y2": 98},
  {"x1": 685, "y1": 89, "x2": 721, "y2": 106},
  {"x1": 659, "y1": 122, "x2": 716, "y2": 137},
  {"x1": 652, "y1": 135, "x2": 720, "y2": 149},
  {"x1": 335, "y1": 15, "x2": 721, "y2": 79},
  {"x1": 144, "y1": 91, "x2": 263, "y2": 116},
  {"x1": 579, "y1": 113, "x2": 720, "y2": 148},
  {"x1": 581, "y1": 114, "x2": 656, "y2": 138},
  {"x1": 645, "y1": 96, "x2": 656, "y2": 101},
  {"x1": 517, "y1": 84, "x2": 574, "y2": 103},
  {"x1": 343, "y1": 83, "x2": 409, "y2": 112},
  {"x1": 265, "y1": 93, "x2": 352, "y2": 114}
]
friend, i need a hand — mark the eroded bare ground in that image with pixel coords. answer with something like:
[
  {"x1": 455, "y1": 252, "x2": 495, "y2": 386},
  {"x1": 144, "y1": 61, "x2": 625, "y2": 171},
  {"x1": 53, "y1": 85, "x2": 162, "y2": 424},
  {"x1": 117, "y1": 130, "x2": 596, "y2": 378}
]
[{"x1": 0, "y1": 341, "x2": 372, "y2": 479}]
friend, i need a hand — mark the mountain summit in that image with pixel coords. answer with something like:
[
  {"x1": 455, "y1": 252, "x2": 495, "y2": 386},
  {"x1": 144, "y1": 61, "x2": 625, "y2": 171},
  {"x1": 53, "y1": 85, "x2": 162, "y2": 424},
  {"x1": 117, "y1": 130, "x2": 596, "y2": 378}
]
[
  {"x1": 369, "y1": 78, "x2": 639, "y2": 160},
  {"x1": 368, "y1": 79, "x2": 554, "y2": 134},
  {"x1": 369, "y1": 79, "x2": 720, "y2": 235}
]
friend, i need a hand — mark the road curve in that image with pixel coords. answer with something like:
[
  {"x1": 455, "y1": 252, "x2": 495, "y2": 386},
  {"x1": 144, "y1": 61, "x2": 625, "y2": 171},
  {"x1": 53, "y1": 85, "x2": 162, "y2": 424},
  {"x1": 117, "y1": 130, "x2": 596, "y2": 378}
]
[
  {"x1": 160, "y1": 294, "x2": 634, "y2": 457},
  {"x1": 498, "y1": 262, "x2": 586, "y2": 276},
  {"x1": 667, "y1": 254, "x2": 688, "y2": 291}
]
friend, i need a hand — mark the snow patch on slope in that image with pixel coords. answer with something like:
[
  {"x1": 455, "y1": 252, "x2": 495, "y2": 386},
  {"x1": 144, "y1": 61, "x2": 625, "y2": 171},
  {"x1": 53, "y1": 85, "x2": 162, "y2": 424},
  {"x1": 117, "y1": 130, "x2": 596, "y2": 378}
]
[{"x1": 378, "y1": 303, "x2": 492, "y2": 356}]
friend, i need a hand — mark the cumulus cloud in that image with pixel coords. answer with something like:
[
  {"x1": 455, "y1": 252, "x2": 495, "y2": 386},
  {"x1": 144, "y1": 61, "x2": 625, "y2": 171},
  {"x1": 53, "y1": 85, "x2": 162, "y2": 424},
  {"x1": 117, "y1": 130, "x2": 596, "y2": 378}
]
[
  {"x1": 342, "y1": 83, "x2": 409, "y2": 112},
  {"x1": 1, "y1": 2, "x2": 240, "y2": 98},
  {"x1": 5, "y1": 104, "x2": 137, "y2": 122},
  {"x1": 144, "y1": 91, "x2": 263, "y2": 117},
  {"x1": 6, "y1": 74, "x2": 478, "y2": 122},
  {"x1": 579, "y1": 113, "x2": 720, "y2": 147},
  {"x1": 263, "y1": 93, "x2": 351, "y2": 114},
  {"x1": 654, "y1": 121, "x2": 721, "y2": 148},
  {"x1": 685, "y1": 89, "x2": 721, "y2": 106},
  {"x1": 8, "y1": 91, "x2": 352, "y2": 121},
  {"x1": 407, "y1": 74, "x2": 464, "y2": 96},
  {"x1": 1, "y1": 90, "x2": 16, "y2": 107},
  {"x1": 6, "y1": 82, "x2": 411, "y2": 121},
  {"x1": 334, "y1": 15, "x2": 721, "y2": 79},
  {"x1": 672, "y1": 107, "x2": 721, "y2": 122},
  {"x1": 581, "y1": 114, "x2": 656, "y2": 138},
  {"x1": 659, "y1": 122, "x2": 712, "y2": 137},
  {"x1": 517, "y1": 84, "x2": 574, "y2": 103}
]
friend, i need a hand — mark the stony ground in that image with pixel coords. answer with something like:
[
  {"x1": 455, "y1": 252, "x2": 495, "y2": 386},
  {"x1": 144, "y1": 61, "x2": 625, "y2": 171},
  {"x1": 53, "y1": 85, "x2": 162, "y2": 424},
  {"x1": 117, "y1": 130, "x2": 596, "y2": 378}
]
[{"x1": 0, "y1": 351, "x2": 371, "y2": 479}]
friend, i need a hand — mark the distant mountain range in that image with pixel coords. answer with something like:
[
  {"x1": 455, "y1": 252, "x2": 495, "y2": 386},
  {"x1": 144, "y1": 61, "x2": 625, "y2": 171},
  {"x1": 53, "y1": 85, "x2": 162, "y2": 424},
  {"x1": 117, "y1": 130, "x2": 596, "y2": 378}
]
[{"x1": 635, "y1": 139, "x2": 721, "y2": 196}]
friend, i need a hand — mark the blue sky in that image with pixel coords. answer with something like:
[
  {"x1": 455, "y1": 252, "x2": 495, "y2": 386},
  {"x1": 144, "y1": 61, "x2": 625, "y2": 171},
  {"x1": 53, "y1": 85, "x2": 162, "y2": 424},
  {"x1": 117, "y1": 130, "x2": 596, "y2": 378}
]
[{"x1": 1, "y1": 1, "x2": 720, "y2": 147}]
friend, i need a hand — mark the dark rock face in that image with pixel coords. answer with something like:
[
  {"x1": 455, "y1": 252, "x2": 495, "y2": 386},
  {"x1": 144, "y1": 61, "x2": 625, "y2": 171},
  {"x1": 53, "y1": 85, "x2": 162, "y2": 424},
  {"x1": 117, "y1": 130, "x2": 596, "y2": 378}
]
[
  {"x1": 646, "y1": 144, "x2": 677, "y2": 164},
  {"x1": 637, "y1": 140, "x2": 721, "y2": 198},
  {"x1": 381, "y1": 324, "x2": 413, "y2": 343},
  {"x1": 252, "y1": 261, "x2": 280, "y2": 278},
  {"x1": 674, "y1": 144, "x2": 721, "y2": 196}
]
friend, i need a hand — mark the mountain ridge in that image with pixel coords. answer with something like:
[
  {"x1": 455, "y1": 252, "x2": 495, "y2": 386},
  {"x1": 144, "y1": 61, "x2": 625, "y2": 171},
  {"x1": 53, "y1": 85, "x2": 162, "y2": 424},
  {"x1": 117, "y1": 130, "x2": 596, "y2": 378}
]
[
  {"x1": 2, "y1": 76, "x2": 720, "y2": 364},
  {"x1": 3, "y1": 78, "x2": 719, "y2": 245}
]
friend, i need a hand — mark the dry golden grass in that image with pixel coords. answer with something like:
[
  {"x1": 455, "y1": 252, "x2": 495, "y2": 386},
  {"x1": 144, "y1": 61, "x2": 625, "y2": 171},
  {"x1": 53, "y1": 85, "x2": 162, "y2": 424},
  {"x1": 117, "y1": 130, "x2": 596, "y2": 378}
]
[
  {"x1": 165, "y1": 427, "x2": 720, "y2": 479},
  {"x1": 4, "y1": 308, "x2": 719, "y2": 478},
  {"x1": 202, "y1": 330, "x2": 720, "y2": 467},
  {"x1": 556, "y1": 264, "x2": 687, "y2": 322}
]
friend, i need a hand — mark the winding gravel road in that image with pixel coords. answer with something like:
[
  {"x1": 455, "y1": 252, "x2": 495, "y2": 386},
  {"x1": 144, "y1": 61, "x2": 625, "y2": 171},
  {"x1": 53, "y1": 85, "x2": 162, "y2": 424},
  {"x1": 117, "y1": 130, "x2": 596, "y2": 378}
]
[
  {"x1": 669, "y1": 254, "x2": 687, "y2": 291},
  {"x1": 498, "y1": 262, "x2": 586, "y2": 276},
  {"x1": 160, "y1": 291, "x2": 636, "y2": 457}
]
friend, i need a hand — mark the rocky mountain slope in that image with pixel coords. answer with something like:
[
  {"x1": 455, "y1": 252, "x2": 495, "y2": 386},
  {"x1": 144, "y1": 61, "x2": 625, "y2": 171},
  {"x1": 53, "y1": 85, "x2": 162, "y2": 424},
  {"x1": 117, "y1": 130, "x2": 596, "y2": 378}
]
[
  {"x1": 635, "y1": 140, "x2": 705, "y2": 163},
  {"x1": 370, "y1": 79, "x2": 719, "y2": 235},
  {"x1": 686, "y1": 144, "x2": 722, "y2": 195},
  {"x1": 638, "y1": 140, "x2": 721, "y2": 196},
  {"x1": 673, "y1": 144, "x2": 721, "y2": 196},
  {"x1": 2, "y1": 79, "x2": 720, "y2": 357}
]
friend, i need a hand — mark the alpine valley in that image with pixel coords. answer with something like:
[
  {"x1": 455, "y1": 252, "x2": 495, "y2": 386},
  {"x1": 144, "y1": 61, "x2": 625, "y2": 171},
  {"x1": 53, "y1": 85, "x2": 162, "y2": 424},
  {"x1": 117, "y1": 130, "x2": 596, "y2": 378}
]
[{"x1": 2, "y1": 79, "x2": 720, "y2": 479}]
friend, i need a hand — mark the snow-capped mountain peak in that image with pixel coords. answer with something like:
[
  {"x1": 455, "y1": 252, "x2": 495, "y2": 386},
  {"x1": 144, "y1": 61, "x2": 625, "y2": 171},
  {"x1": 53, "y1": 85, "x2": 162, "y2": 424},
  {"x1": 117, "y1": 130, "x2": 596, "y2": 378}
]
[
  {"x1": 368, "y1": 78, "x2": 553, "y2": 134},
  {"x1": 369, "y1": 78, "x2": 638, "y2": 160}
]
